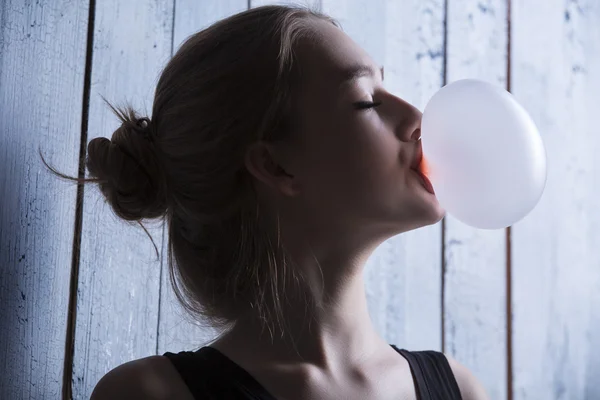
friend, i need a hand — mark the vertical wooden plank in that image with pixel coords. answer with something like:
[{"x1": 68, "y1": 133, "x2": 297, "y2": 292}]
[
  {"x1": 72, "y1": 1, "x2": 174, "y2": 398},
  {"x1": 320, "y1": 0, "x2": 445, "y2": 351},
  {"x1": 382, "y1": 0, "x2": 445, "y2": 352},
  {"x1": 444, "y1": 1, "x2": 508, "y2": 398},
  {"x1": 157, "y1": 0, "x2": 248, "y2": 355},
  {"x1": 512, "y1": 0, "x2": 600, "y2": 398},
  {"x1": 0, "y1": 1, "x2": 89, "y2": 398}
]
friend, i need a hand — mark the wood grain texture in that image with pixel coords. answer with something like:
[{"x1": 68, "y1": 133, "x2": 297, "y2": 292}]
[
  {"x1": 321, "y1": 0, "x2": 445, "y2": 351},
  {"x1": 71, "y1": 1, "x2": 174, "y2": 397},
  {"x1": 511, "y1": 0, "x2": 600, "y2": 398},
  {"x1": 444, "y1": 1, "x2": 508, "y2": 399},
  {"x1": 156, "y1": 0, "x2": 248, "y2": 355},
  {"x1": 0, "y1": 1, "x2": 89, "y2": 398}
]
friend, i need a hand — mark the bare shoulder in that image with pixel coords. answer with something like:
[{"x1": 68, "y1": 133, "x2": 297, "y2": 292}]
[
  {"x1": 90, "y1": 355, "x2": 195, "y2": 400},
  {"x1": 444, "y1": 354, "x2": 490, "y2": 400}
]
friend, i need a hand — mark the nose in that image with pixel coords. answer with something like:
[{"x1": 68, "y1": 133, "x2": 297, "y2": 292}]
[{"x1": 390, "y1": 95, "x2": 422, "y2": 142}]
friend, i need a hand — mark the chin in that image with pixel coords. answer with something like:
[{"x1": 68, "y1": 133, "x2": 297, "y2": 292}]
[
  {"x1": 425, "y1": 202, "x2": 446, "y2": 224},
  {"x1": 421, "y1": 204, "x2": 446, "y2": 227},
  {"x1": 392, "y1": 201, "x2": 446, "y2": 234}
]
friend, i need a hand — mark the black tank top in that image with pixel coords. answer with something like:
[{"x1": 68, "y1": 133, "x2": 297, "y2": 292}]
[{"x1": 162, "y1": 344, "x2": 462, "y2": 399}]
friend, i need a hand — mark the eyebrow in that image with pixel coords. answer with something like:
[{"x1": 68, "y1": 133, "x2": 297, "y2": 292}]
[{"x1": 338, "y1": 64, "x2": 383, "y2": 87}]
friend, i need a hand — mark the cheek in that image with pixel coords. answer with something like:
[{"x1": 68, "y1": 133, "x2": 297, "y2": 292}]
[
  {"x1": 298, "y1": 118, "x2": 401, "y2": 206},
  {"x1": 336, "y1": 117, "x2": 400, "y2": 180}
]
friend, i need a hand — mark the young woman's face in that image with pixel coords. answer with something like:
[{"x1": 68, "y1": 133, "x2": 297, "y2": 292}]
[{"x1": 278, "y1": 18, "x2": 445, "y2": 236}]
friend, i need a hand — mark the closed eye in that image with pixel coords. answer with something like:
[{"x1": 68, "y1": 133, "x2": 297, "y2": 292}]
[{"x1": 353, "y1": 101, "x2": 382, "y2": 110}]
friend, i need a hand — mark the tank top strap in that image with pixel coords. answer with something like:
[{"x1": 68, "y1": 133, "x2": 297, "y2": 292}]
[
  {"x1": 390, "y1": 344, "x2": 463, "y2": 400},
  {"x1": 163, "y1": 347, "x2": 275, "y2": 399}
]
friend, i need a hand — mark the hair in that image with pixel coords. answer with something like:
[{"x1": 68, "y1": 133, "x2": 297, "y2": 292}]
[{"x1": 41, "y1": 5, "x2": 338, "y2": 339}]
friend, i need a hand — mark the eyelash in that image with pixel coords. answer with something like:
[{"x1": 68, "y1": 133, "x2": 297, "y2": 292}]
[{"x1": 353, "y1": 101, "x2": 382, "y2": 110}]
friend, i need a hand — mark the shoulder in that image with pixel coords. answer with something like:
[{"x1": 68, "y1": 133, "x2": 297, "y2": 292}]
[
  {"x1": 90, "y1": 355, "x2": 195, "y2": 400},
  {"x1": 443, "y1": 354, "x2": 490, "y2": 400}
]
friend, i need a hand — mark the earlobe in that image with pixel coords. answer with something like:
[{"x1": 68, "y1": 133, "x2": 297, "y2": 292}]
[{"x1": 244, "y1": 142, "x2": 300, "y2": 197}]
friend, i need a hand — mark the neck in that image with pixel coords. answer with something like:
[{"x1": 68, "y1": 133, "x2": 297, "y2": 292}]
[{"x1": 212, "y1": 234, "x2": 390, "y2": 370}]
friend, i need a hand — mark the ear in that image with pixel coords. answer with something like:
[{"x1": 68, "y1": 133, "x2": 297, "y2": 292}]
[{"x1": 244, "y1": 141, "x2": 300, "y2": 197}]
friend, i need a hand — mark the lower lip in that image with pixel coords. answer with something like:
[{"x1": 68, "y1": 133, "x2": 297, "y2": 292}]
[{"x1": 412, "y1": 169, "x2": 435, "y2": 195}]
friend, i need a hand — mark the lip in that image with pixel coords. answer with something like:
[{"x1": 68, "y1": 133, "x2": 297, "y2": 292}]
[
  {"x1": 411, "y1": 168, "x2": 435, "y2": 195},
  {"x1": 409, "y1": 142, "x2": 435, "y2": 194}
]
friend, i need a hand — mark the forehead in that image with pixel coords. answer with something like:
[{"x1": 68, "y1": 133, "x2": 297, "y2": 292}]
[{"x1": 295, "y1": 18, "x2": 379, "y2": 88}]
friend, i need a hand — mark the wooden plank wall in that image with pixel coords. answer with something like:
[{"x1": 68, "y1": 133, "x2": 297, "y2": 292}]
[
  {"x1": 511, "y1": 0, "x2": 600, "y2": 399},
  {"x1": 71, "y1": 1, "x2": 174, "y2": 397},
  {"x1": 1, "y1": 0, "x2": 600, "y2": 399},
  {"x1": 0, "y1": 1, "x2": 90, "y2": 398},
  {"x1": 445, "y1": 1, "x2": 508, "y2": 399}
]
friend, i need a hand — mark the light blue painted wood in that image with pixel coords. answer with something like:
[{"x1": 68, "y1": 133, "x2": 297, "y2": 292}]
[
  {"x1": 321, "y1": 0, "x2": 385, "y2": 67},
  {"x1": 172, "y1": 0, "x2": 248, "y2": 53},
  {"x1": 157, "y1": 0, "x2": 248, "y2": 355},
  {"x1": 512, "y1": 0, "x2": 600, "y2": 398},
  {"x1": 444, "y1": 1, "x2": 508, "y2": 399},
  {"x1": 0, "y1": 0, "x2": 89, "y2": 398},
  {"x1": 72, "y1": 1, "x2": 174, "y2": 398},
  {"x1": 5, "y1": 0, "x2": 600, "y2": 397},
  {"x1": 320, "y1": 0, "x2": 445, "y2": 351}
]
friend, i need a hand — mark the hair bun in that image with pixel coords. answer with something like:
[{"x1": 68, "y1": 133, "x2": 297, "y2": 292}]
[{"x1": 85, "y1": 105, "x2": 168, "y2": 221}]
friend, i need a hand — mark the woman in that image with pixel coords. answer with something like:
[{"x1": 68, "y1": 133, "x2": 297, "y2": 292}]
[{"x1": 49, "y1": 5, "x2": 489, "y2": 399}]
